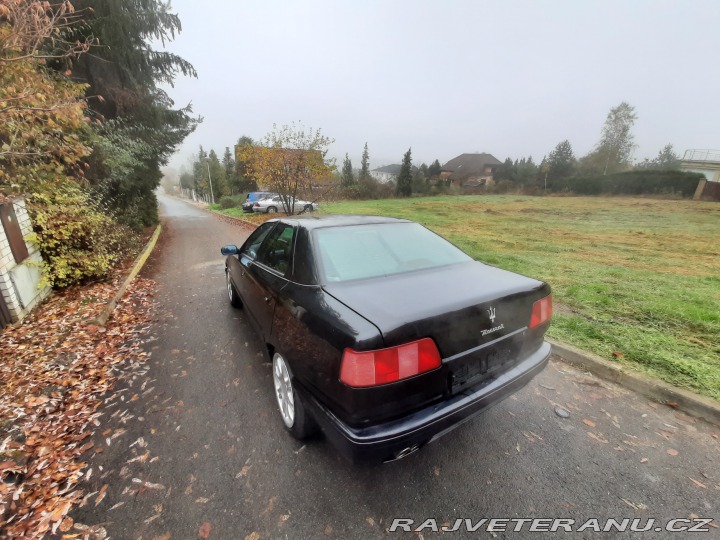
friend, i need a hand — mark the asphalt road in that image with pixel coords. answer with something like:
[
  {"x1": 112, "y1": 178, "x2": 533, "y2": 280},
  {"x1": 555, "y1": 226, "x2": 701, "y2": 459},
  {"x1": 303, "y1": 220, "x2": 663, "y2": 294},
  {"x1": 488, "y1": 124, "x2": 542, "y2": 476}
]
[{"x1": 72, "y1": 194, "x2": 719, "y2": 539}]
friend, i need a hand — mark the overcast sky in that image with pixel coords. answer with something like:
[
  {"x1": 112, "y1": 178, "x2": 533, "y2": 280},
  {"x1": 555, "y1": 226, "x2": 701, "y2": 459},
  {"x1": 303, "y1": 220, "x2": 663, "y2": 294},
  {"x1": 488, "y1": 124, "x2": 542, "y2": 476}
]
[{"x1": 162, "y1": 0, "x2": 720, "y2": 173}]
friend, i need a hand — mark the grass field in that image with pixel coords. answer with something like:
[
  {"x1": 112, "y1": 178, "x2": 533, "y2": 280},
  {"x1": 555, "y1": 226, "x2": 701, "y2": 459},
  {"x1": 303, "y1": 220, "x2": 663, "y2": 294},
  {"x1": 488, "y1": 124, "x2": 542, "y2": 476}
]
[{"x1": 313, "y1": 196, "x2": 720, "y2": 401}]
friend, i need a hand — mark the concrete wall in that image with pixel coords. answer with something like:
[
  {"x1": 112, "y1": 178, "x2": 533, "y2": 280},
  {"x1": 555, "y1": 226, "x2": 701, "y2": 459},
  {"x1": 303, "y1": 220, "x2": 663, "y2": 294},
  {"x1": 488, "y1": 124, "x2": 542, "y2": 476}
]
[
  {"x1": 681, "y1": 167, "x2": 720, "y2": 182},
  {"x1": 0, "y1": 198, "x2": 51, "y2": 323}
]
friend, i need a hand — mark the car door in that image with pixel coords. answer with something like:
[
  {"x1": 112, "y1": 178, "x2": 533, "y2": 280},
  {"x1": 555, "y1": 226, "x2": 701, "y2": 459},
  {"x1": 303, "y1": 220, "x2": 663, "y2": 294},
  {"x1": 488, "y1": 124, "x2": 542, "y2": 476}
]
[
  {"x1": 242, "y1": 223, "x2": 296, "y2": 340},
  {"x1": 232, "y1": 222, "x2": 276, "y2": 323}
]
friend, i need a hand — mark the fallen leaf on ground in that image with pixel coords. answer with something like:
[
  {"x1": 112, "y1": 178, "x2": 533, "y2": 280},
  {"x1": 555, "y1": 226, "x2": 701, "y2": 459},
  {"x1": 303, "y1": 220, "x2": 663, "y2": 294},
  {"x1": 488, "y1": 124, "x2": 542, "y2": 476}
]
[
  {"x1": 59, "y1": 516, "x2": 74, "y2": 532},
  {"x1": 587, "y1": 432, "x2": 609, "y2": 444},
  {"x1": 236, "y1": 465, "x2": 252, "y2": 478},
  {"x1": 689, "y1": 478, "x2": 707, "y2": 489},
  {"x1": 198, "y1": 522, "x2": 212, "y2": 538},
  {"x1": 583, "y1": 419, "x2": 596, "y2": 428},
  {"x1": 667, "y1": 448, "x2": 679, "y2": 456},
  {"x1": 95, "y1": 484, "x2": 108, "y2": 507},
  {"x1": 621, "y1": 498, "x2": 648, "y2": 510}
]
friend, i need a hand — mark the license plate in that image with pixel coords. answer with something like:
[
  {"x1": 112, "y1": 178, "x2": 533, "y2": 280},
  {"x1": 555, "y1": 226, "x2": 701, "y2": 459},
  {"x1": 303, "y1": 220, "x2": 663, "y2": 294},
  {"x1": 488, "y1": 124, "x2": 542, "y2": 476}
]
[{"x1": 449, "y1": 345, "x2": 515, "y2": 393}]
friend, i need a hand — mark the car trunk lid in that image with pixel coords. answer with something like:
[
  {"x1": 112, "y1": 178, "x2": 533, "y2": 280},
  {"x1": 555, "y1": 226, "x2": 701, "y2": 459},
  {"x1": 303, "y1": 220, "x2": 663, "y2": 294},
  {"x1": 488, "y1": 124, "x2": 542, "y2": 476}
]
[{"x1": 323, "y1": 261, "x2": 550, "y2": 394}]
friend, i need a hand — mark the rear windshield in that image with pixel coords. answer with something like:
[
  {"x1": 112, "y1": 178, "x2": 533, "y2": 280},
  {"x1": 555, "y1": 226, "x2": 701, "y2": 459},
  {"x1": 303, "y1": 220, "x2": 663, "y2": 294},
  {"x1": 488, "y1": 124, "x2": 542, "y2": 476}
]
[{"x1": 314, "y1": 222, "x2": 472, "y2": 282}]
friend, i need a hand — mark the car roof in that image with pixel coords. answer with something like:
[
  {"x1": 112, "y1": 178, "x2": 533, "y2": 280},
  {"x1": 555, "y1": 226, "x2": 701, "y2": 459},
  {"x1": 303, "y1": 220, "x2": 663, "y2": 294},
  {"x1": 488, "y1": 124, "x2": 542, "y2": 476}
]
[{"x1": 267, "y1": 214, "x2": 412, "y2": 230}]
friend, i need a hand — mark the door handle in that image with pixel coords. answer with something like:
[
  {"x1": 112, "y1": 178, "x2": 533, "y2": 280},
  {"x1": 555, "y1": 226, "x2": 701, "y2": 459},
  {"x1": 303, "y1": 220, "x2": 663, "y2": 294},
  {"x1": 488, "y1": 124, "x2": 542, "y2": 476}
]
[
  {"x1": 264, "y1": 296, "x2": 270, "y2": 303},
  {"x1": 241, "y1": 271, "x2": 245, "y2": 277}
]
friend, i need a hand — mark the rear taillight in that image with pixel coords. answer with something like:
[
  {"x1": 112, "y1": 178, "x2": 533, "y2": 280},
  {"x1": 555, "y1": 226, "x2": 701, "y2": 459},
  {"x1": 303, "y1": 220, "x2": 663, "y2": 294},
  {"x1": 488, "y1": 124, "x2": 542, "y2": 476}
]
[
  {"x1": 340, "y1": 338, "x2": 442, "y2": 388},
  {"x1": 529, "y1": 294, "x2": 552, "y2": 328}
]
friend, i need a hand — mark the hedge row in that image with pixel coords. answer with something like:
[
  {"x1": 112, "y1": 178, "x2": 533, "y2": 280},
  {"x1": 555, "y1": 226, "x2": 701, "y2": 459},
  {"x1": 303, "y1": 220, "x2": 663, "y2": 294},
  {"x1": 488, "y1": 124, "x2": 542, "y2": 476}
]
[
  {"x1": 546, "y1": 170, "x2": 704, "y2": 197},
  {"x1": 218, "y1": 195, "x2": 246, "y2": 209}
]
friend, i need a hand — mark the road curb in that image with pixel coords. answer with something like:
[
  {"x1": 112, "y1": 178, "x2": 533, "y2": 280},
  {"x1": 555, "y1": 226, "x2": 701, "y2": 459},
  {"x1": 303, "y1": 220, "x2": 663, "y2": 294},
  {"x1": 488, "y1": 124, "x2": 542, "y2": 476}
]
[
  {"x1": 92, "y1": 224, "x2": 162, "y2": 327},
  {"x1": 211, "y1": 212, "x2": 258, "y2": 229},
  {"x1": 548, "y1": 338, "x2": 720, "y2": 428}
]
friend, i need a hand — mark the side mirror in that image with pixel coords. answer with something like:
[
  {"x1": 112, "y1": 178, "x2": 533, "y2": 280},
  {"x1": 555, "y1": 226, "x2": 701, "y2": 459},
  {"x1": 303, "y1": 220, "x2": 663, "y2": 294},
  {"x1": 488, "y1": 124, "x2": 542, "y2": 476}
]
[{"x1": 220, "y1": 245, "x2": 239, "y2": 256}]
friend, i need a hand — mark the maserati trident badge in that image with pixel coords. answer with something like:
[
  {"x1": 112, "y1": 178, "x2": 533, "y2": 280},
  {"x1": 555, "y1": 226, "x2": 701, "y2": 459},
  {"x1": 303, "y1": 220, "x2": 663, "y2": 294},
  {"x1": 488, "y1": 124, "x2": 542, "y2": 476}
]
[{"x1": 487, "y1": 306, "x2": 496, "y2": 324}]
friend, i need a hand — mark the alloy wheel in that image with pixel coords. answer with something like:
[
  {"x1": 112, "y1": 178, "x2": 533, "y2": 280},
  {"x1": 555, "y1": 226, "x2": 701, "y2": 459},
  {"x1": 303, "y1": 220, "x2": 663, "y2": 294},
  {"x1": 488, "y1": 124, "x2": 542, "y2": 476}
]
[{"x1": 273, "y1": 353, "x2": 295, "y2": 428}]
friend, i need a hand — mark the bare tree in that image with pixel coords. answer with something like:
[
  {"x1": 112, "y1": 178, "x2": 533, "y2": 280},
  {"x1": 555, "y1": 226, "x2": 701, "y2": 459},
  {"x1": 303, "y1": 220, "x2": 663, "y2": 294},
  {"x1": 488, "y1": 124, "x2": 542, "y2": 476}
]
[{"x1": 597, "y1": 102, "x2": 637, "y2": 175}]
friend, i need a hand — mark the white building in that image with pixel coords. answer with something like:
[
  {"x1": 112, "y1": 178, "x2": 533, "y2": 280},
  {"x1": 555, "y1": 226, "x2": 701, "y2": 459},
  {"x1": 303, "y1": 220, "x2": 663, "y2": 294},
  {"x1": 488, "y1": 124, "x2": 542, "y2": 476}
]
[{"x1": 371, "y1": 164, "x2": 419, "y2": 184}]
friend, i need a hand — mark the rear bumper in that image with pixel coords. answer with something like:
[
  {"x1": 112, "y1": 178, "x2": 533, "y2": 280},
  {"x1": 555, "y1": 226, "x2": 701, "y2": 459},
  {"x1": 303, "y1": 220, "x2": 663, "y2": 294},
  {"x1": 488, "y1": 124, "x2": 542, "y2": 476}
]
[{"x1": 298, "y1": 341, "x2": 551, "y2": 463}]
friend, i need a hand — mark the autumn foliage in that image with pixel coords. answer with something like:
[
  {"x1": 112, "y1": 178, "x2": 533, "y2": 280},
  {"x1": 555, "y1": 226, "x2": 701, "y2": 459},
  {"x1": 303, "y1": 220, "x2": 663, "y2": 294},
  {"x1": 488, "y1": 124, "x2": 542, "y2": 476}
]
[{"x1": 0, "y1": 2, "x2": 127, "y2": 287}]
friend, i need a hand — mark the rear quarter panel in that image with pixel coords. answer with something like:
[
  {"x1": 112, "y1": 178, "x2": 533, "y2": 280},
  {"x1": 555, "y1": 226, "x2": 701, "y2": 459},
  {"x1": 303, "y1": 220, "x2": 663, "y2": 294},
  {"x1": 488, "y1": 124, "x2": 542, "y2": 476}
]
[{"x1": 270, "y1": 284, "x2": 384, "y2": 417}]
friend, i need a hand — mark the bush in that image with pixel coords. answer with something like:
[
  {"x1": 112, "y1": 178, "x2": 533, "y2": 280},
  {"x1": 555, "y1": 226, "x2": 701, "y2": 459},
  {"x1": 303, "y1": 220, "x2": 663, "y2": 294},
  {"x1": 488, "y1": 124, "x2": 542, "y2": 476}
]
[
  {"x1": 27, "y1": 186, "x2": 131, "y2": 288},
  {"x1": 548, "y1": 170, "x2": 703, "y2": 197},
  {"x1": 340, "y1": 177, "x2": 395, "y2": 200},
  {"x1": 219, "y1": 195, "x2": 243, "y2": 209},
  {"x1": 486, "y1": 179, "x2": 518, "y2": 194}
]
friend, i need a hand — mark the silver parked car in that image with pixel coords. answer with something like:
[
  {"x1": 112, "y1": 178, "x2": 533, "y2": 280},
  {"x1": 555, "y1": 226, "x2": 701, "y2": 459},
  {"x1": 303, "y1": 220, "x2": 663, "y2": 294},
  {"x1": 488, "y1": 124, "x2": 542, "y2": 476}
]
[{"x1": 252, "y1": 195, "x2": 319, "y2": 214}]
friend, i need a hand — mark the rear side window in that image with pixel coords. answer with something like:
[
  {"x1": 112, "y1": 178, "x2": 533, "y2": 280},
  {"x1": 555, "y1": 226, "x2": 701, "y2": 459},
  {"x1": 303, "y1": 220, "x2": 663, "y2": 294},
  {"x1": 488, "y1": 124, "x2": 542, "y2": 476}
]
[
  {"x1": 314, "y1": 223, "x2": 471, "y2": 282},
  {"x1": 257, "y1": 223, "x2": 295, "y2": 275}
]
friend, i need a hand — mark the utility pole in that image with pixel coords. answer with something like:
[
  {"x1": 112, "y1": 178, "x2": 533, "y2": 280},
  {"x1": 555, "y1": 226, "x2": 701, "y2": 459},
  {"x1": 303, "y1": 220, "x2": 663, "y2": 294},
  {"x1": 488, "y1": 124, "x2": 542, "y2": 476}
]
[{"x1": 205, "y1": 159, "x2": 215, "y2": 205}]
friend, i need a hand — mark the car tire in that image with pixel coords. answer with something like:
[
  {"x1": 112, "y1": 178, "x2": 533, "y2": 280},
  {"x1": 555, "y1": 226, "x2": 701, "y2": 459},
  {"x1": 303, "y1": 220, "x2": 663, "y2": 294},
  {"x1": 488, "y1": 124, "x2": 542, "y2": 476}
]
[
  {"x1": 304, "y1": 204, "x2": 313, "y2": 212},
  {"x1": 267, "y1": 206, "x2": 277, "y2": 214},
  {"x1": 272, "y1": 352, "x2": 317, "y2": 440},
  {"x1": 226, "y1": 271, "x2": 242, "y2": 308}
]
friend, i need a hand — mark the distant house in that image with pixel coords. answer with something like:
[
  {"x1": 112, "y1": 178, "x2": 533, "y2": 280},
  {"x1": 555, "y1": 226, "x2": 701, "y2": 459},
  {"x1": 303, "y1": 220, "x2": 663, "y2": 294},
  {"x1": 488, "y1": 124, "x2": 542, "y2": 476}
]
[
  {"x1": 371, "y1": 164, "x2": 419, "y2": 184},
  {"x1": 0, "y1": 195, "x2": 51, "y2": 329},
  {"x1": 441, "y1": 153, "x2": 502, "y2": 187}
]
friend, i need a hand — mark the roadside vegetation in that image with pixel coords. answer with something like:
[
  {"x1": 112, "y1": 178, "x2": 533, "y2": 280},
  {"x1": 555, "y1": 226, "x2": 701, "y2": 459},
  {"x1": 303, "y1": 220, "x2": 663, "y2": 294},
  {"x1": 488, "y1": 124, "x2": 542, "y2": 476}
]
[
  {"x1": 1, "y1": 0, "x2": 198, "y2": 287},
  {"x1": 321, "y1": 196, "x2": 720, "y2": 401}
]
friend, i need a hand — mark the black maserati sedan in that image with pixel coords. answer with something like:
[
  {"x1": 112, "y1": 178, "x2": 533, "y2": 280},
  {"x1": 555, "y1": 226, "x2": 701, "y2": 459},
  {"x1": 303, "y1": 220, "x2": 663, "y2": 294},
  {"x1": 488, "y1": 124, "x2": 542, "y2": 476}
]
[{"x1": 221, "y1": 215, "x2": 552, "y2": 462}]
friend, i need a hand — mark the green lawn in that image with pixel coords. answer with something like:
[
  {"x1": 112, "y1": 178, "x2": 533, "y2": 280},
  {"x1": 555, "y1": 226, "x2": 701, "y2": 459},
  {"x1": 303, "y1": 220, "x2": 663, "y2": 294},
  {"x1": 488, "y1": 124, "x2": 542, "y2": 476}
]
[{"x1": 318, "y1": 196, "x2": 720, "y2": 401}]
